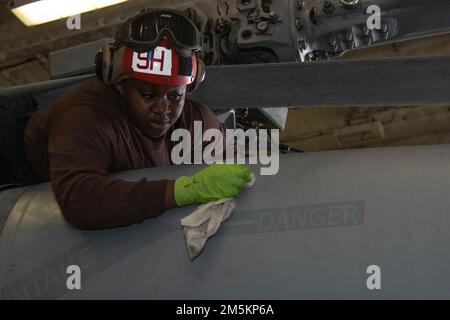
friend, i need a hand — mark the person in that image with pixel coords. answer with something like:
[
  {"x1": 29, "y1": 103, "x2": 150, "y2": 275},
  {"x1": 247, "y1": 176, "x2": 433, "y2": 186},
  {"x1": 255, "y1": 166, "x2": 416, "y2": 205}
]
[{"x1": 24, "y1": 9, "x2": 251, "y2": 230}]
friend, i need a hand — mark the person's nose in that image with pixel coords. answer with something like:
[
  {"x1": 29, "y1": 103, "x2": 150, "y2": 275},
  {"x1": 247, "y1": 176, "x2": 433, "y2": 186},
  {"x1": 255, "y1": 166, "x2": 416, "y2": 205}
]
[{"x1": 151, "y1": 96, "x2": 170, "y2": 115}]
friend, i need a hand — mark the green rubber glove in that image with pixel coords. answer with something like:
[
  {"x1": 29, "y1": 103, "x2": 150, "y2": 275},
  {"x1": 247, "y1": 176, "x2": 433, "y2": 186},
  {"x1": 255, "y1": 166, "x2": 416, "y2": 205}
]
[{"x1": 174, "y1": 164, "x2": 252, "y2": 206}]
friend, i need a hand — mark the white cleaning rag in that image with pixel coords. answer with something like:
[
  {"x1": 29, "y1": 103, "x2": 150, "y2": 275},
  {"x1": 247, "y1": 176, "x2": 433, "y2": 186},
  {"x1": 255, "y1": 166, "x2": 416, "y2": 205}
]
[{"x1": 180, "y1": 174, "x2": 256, "y2": 260}]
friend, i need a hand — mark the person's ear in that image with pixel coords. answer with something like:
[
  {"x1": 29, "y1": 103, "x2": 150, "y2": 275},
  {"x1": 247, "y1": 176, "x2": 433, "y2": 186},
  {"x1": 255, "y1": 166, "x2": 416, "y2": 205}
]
[{"x1": 114, "y1": 81, "x2": 125, "y2": 96}]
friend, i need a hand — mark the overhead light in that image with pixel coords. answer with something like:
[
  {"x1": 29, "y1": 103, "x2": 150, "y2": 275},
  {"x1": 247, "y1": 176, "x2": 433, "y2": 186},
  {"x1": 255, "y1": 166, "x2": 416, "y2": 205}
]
[{"x1": 8, "y1": 0, "x2": 129, "y2": 27}]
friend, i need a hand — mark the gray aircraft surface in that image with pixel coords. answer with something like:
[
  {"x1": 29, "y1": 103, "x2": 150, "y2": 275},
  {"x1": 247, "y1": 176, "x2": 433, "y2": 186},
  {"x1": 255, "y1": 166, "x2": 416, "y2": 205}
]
[
  {"x1": 2, "y1": 144, "x2": 450, "y2": 299},
  {"x1": 1, "y1": 0, "x2": 450, "y2": 299}
]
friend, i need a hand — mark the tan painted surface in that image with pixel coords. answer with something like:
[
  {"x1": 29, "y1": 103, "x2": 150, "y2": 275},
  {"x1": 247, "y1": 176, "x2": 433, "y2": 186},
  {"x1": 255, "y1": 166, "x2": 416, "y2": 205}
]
[{"x1": 281, "y1": 34, "x2": 450, "y2": 151}]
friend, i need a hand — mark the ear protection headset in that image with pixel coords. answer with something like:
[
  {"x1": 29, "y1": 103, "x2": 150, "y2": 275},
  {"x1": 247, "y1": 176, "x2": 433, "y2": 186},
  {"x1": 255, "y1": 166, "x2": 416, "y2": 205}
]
[
  {"x1": 95, "y1": 43, "x2": 205, "y2": 93},
  {"x1": 95, "y1": 9, "x2": 205, "y2": 93}
]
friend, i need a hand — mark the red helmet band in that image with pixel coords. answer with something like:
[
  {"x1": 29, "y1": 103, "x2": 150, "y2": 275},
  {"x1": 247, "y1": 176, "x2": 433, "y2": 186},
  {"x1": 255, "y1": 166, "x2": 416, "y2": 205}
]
[{"x1": 120, "y1": 39, "x2": 197, "y2": 86}]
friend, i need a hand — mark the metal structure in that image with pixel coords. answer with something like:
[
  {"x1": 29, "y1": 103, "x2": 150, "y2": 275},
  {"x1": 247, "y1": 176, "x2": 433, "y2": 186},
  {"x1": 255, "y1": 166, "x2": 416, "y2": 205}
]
[
  {"x1": 3, "y1": 1, "x2": 450, "y2": 121},
  {"x1": 197, "y1": 0, "x2": 450, "y2": 63},
  {"x1": 3, "y1": 54, "x2": 450, "y2": 109},
  {"x1": 2, "y1": 145, "x2": 450, "y2": 299}
]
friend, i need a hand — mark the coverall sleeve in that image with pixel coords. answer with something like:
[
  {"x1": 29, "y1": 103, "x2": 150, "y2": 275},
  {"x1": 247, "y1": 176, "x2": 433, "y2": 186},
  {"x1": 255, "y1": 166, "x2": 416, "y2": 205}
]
[{"x1": 48, "y1": 105, "x2": 168, "y2": 230}]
